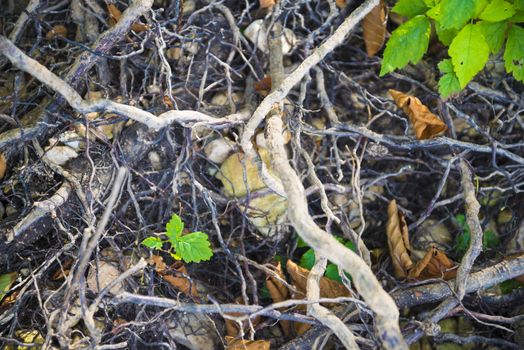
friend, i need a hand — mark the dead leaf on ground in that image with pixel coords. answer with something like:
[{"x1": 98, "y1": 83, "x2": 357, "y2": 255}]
[
  {"x1": 286, "y1": 260, "x2": 350, "y2": 299},
  {"x1": 150, "y1": 255, "x2": 199, "y2": 298},
  {"x1": 45, "y1": 25, "x2": 67, "y2": 40},
  {"x1": 389, "y1": 89, "x2": 447, "y2": 140},
  {"x1": 224, "y1": 297, "x2": 261, "y2": 337},
  {"x1": 335, "y1": 0, "x2": 347, "y2": 8},
  {"x1": 107, "y1": 4, "x2": 149, "y2": 32},
  {"x1": 266, "y1": 262, "x2": 291, "y2": 337},
  {"x1": 255, "y1": 76, "x2": 272, "y2": 96},
  {"x1": 411, "y1": 246, "x2": 457, "y2": 280},
  {"x1": 0, "y1": 153, "x2": 6, "y2": 180},
  {"x1": 362, "y1": 0, "x2": 387, "y2": 57},
  {"x1": 225, "y1": 336, "x2": 270, "y2": 350},
  {"x1": 386, "y1": 200, "x2": 413, "y2": 278},
  {"x1": 259, "y1": 0, "x2": 275, "y2": 9}
]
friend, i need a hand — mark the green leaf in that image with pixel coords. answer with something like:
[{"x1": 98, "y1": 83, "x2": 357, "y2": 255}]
[
  {"x1": 499, "y1": 279, "x2": 523, "y2": 294},
  {"x1": 174, "y1": 231, "x2": 213, "y2": 263},
  {"x1": 478, "y1": 21, "x2": 508, "y2": 53},
  {"x1": 325, "y1": 264, "x2": 342, "y2": 283},
  {"x1": 449, "y1": 24, "x2": 490, "y2": 88},
  {"x1": 141, "y1": 237, "x2": 163, "y2": 249},
  {"x1": 516, "y1": 0, "x2": 524, "y2": 10},
  {"x1": 299, "y1": 249, "x2": 315, "y2": 270},
  {"x1": 0, "y1": 272, "x2": 17, "y2": 302},
  {"x1": 436, "y1": 0, "x2": 476, "y2": 29},
  {"x1": 439, "y1": 72, "x2": 462, "y2": 97},
  {"x1": 296, "y1": 237, "x2": 308, "y2": 248},
  {"x1": 504, "y1": 25, "x2": 524, "y2": 81},
  {"x1": 479, "y1": 0, "x2": 516, "y2": 21},
  {"x1": 509, "y1": 11, "x2": 524, "y2": 22},
  {"x1": 380, "y1": 16, "x2": 431, "y2": 76},
  {"x1": 438, "y1": 59, "x2": 454, "y2": 73},
  {"x1": 392, "y1": 0, "x2": 429, "y2": 18},
  {"x1": 474, "y1": 0, "x2": 490, "y2": 17},
  {"x1": 436, "y1": 22, "x2": 459, "y2": 45},
  {"x1": 166, "y1": 213, "x2": 184, "y2": 243},
  {"x1": 483, "y1": 230, "x2": 500, "y2": 249}
]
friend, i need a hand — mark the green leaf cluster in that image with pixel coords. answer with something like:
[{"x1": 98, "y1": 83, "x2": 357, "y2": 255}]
[
  {"x1": 383, "y1": 0, "x2": 524, "y2": 98},
  {"x1": 141, "y1": 213, "x2": 213, "y2": 263},
  {"x1": 454, "y1": 214, "x2": 500, "y2": 258},
  {"x1": 298, "y1": 237, "x2": 356, "y2": 283}
]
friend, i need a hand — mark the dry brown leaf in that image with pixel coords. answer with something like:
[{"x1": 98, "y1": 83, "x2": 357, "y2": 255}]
[
  {"x1": 266, "y1": 262, "x2": 291, "y2": 337},
  {"x1": 362, "y1": 0, "x2": 387, "y2": 57},
  {"x1": 259, "y1": 0, "x2": 276, "y2": 9},
  {"x1": 107, "y1": 4, "x2": 149, "y2": 32},
  {"x1": 335, "y1": 0, "x2": 347, "y2": 8},
  {"x1": 45, "y1": 25, "x2": 67, "y2": 40},
  {"x1": 225, "y1": 336, "x2": 270, "y2": 350},
  {"x1": 286, "y1": 260, "x2": 350, "y2": 299},
  {"x1": 0, "y1": 153, "x2": 6, "y2": 180},
  {"x1": 386, "y1": 200, "x2": 413, "y2": 278},
  {"x1": 255, "y1": 76, "x2": 272, "y2": 96},
  {"x1": 224, "y1": 297, "x2": 261, "y2": 337},
  {"x1": 409, "y1": 247, "x2": 456, "y2": 280},
  {"x1": 389, "y1": 89, "x2": 448, "y2": 140},
  {"x1": 150, "y1": 256, "x2": 199, "y2": 298}
]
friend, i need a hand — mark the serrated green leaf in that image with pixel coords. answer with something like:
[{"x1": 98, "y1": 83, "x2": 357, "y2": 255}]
[
  {"x1": 325, "y1": 264, "x2": 342, "y2": 283},
  {"x1": 436, "y1": 0, "x2": 476, "y2": 29},
  {"x1": 0, "y1": 272, "x2": 17, "y2": 302},
  {"x1": 483, "y1": 230, "x2": 500, "y2": 249},
  {"x1": 166, "y1": 214, "x2": 184, "y2": 243},
  {"x1": 423, "y1": 0, "x2": 437, "y2": 7},
  {"x1": 516, "y1": 0, "x2": 524, "y2": 10},
  {"x1": 510, "y1": 11, "x2": 524, "y2": 22},
  {"x1": 504, "y1": 25, "x2": 524, "y2": 81},
  {"x1": 170, "y1": 252, "x2": 182, "y2": 260},
  {"x1": 426, "y1": 3, "x2": 442, "y2": 20},
  {"x1": 141, "y1": 236, "x2": 163, "y2": 249},
  {"x1": 474, "y1": 0, "x2": 490, "y2": 17},
  {"x1": 438, "y1": 59, "x2": 454, "y2": 73},
  {"x1": 392, "y1": 0, "x2": 429, "y2": 18},
  {"x1": 449, "y1": 24, "x2": 490, "y2": 88},
  {"x1": 478, "y1": 21, "x2": 508, "y2": 53},
  {"x1": 174, "y1": 231, "x2": 213, "y2": 263},
  {"x1": 380, "y1": 16, "x2": 431, "y2": 76},
  {"x1": 436, "y1": 22, "x2": 459, "y2": 45},
  {"x1": 299, "y1": 249, "x2": 315, "y2": 270},
  {"x1": 479, "y1": 0, "x2": 516, "y2": 21},
  {"x1": 438, "y1": 72, "x2": 462, "y2": 98}
]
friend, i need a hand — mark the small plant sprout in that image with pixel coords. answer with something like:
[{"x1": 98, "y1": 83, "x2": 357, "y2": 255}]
[{"x1": 141, "y1": 214, "x2": 213, "y2": 263}]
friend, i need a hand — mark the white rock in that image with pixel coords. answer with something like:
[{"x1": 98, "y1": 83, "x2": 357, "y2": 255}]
[
  {"x1": 244, "y1": 19, "x2": 297, "y2": 55},
  {"x1": 204, "y1": 138, "x2": 235, "y2": 164},
  {"x1": 58, "y1": 131, "x2": 83, "y2": 151},
  {"x1": 44, "y1": 145, "x2": 79, "y2": 165}
]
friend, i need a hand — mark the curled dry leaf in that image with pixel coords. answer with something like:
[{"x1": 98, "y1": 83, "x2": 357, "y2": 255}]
[
  {"x1": 224, "y1": 297, "x2": 261, "y2": 337},
  {"x1": 0, "y1": 152, "x2": 6, "y2": 180},
  {"x1": 411, "y1": 247, "x2": 457, "y2": 280},
  {"x1": 225, "y1": 336, "x2": 270, "y2": 350},
  {"x1": 286, "y1": 260, "x2": 350, "y2": 299},
  {"x1": 335, "y1": 0, "x2": 347, "y2": 8},
  {"x1": 259, "y1": 0, "x2": 275, "y2": 9},
  {"x1": 389, "y1": 89, "x2": 447, "y2": 140},
  {"x1": 266, "y1": 262, "x2": 291, "y2": 337},
  {"x1": 386, "y1": 200, "x2": 413, "y2": 278},
  {"x1": 362, "y1": 0, "x2": 387, "y2": 57},
  {"x1": 150, "y1": 255, "x2": 199, "y2": 298},
  {"x1": 255, "y1": 76, "x2": 272, "y2": 96},
  {"x1": 107, "y1": 4, "x2": 149, "y2": 32},
  {"x1": 45, "y1": 25, "x2": 67, "y2": 40}
]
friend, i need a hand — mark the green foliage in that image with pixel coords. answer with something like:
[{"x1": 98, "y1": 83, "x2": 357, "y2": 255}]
[
  {"x1": 383, "y1": 0, "x2": 524, "y2": 98},
  {"x1": 380, "y1": 16, "x2": 431, "y2": 76},
  {"x1": 141, "y1": 214, "x2": 213, "y2": 263},
  {"x1": 454, "y1": 214, "x2": 500, "y2": 258},
  {"x1": 0, "y1": 272, "x2": 17, "y2": 303},
  {"x1": 499, "y1": 279, "x2": 523, "y2": 294},
  {"x1": 298, "y1": 238, "x2": 356, "y2": 283}
]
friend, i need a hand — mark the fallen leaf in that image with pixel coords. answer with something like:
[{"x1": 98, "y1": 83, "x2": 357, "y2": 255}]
[
  {"x1": 286, "y1": 260, "x2": 350, "y2": 299},
  {"x1": 255, "y1": 76, "x2": 272, "y2": 96},
  {"x1": 266, "y1": 262, "x2": 291, "y2": 337},
  {"x1": 0, "y1": 152, "x2": 6, "y2": 180},
  {"x1": 44, "y1": 145, "x2": 79, "y2": 165},
  {"x1": 336, "y1": 0, "x2": 347, "y2": 8},
  {"x1": 259, "y1": 0, "x2": 275, "y2": 9},
  {"x1": 107, "y1": 4, "x2": 149, "y2": 32},
  {"x1": 417, "y1": 247, "x2": 457, "y2": 280},
  {"x1": 386, "y1": 200, "x2": 413, "y2": 278},
  {"x1": 389, "y1": 89, "x2": 447, "y2": 140},
  {"x1": 51, "y1": 258, "x2": 73, "y2": 280},
  {"x1": 150, "y1": 255, "x2": 199, "y2": 298},
  {"x1": 163, "y1": 95, "x2": 174, "y2": 109},
  {"x1": 45, "y1": 25, "x2": 67, "y2": 40},
  {"x1": 87, "y1": 261, "x2": 124, "y2": 295},
  {"x1": 226, "y1": 336, "x2": 270, "y2": 350},
  {"x1": 362, "y1": 0, "x2": 387, "y2": 56},
  {"x1": 224, "y1": 297, "x2": 261, "y2": 337}
]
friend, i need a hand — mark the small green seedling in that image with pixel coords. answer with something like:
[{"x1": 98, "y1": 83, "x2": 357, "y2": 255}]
[
  {"x1": 454, "y1": 214, "x2": 500, "y2": 258},
  {"x1": 298, "y1": 237, "x2": 356, "y2": 283},
  {"x1": 142, "y1": 214, "x2": 213, "y2": 263}
]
